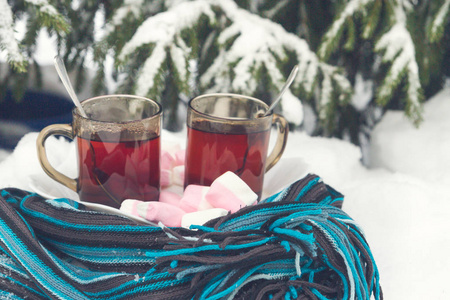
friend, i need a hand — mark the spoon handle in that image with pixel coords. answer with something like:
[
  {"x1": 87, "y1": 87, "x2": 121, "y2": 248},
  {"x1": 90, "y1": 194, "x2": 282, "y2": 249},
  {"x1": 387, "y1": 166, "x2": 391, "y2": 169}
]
[
  {"x1": 54, "y1": 56, "x2": 88, "y2": 118},
  {"x1": 264, "y1": 65, "x2": 299, "y2": 116}
]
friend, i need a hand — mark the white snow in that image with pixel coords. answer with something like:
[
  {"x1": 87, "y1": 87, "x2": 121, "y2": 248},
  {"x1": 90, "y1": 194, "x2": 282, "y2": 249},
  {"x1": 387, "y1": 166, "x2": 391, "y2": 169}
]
[
  {"x1": 1, "y1": 85, "x2": 449, "y2": 299},
  {"x1": 25, "y1": 0, "x2": 59, "y2": 16},
  {"x1": 351, "y1": 73, "x2": 373, "y2": 111},
  {"x1": 0, "y1": 0, "x2": 26, "y2": 64},
  {"x1": 280, "y1": 90, "x2": 303, "y2": 126},
  {"x1": 0, "y1": 149, "x2": 10, "y2": 162},
  {"x1": 430, "y1": 0, "x2": 450, "y2": 39},
  {"x1": 370, "y1": 84, "x2": 450, "y2": 186}
]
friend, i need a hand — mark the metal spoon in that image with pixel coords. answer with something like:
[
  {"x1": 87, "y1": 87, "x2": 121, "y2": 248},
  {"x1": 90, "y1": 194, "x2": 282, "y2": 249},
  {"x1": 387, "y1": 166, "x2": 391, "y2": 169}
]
[
  {"x1": 263, "y1": 64, "x2": 299, "y2": 116},
  {"x1": 54, "y1": 55, "x2": 88, "y2": 118}
]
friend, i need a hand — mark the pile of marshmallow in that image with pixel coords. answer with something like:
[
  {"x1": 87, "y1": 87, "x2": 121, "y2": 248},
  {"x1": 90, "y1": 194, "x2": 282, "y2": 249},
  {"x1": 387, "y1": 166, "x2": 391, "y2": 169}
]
[{"x1": 120, "y1": 145, "x2": 258, "y2": 228}]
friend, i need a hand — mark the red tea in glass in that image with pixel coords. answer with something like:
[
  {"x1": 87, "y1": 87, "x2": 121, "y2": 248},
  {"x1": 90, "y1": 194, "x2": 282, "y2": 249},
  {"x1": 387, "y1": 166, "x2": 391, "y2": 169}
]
[
  {"x1": 184, "y1": 94, "x2": 288, "y2": 199},
  {"x1": 77, "y1": 134, "x2": 160, "y2": 208},
  {"x1": 37, "y1": 95, "x2": 162, "y2": 208},
  {"x1": 185, "y1": 127, "x2": 270, "y2": 197}
]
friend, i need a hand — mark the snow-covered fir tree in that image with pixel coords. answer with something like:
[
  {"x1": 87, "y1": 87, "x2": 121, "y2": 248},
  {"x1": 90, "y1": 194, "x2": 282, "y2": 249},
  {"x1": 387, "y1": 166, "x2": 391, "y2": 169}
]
[
  {"x1": 1, "y1": 0, "x2": 449, "y2": 143},
  {"x1": 0, "y1": 0, "x2": 69, "y2": 99}
]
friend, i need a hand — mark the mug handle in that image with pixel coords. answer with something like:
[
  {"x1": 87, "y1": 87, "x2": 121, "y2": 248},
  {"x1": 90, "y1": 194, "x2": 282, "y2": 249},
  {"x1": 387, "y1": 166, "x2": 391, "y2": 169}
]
[
  {"x1": 36, "y1": 124, "x2": 77, "y2": 192},
  {"x1": 265, "y1": 114, "x2": 288, "y2": 172}
]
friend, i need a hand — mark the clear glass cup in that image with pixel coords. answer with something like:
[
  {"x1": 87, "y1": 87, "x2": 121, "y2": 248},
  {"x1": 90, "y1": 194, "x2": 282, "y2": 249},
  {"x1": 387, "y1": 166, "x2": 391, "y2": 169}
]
[
  {"x1": 184, "y1": 93, "x2": 288, "y2": 198},
  {"x1": 37, "y1": 95, "x2": 162, "y2": 208}
]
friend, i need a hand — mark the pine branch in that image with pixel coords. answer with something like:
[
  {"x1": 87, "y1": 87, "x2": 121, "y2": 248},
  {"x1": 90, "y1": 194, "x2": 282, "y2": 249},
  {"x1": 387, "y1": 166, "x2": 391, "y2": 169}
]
[
  {"x1": 24, "y1": 0, "x2": 70, "y2": 34},
  {"x1": 23, "y1": 14, "x2": 40, "y2": 55},
  {"x1": 317, "y1": 0, "x2": 426, "y2": 130},
  {"x1": 114, "y1": 0, "x2": 217, "y2": 102},
  {"x1": 318, "y1": 66, "x2": 334, "y2": 128},
  {"x1": 101, "y1": 0, "x2": 352, "y2": 129},
  {"x1": 428, "y1": 0, "x2": 450, "y2": 43},
  {"x1": 318, "y1": 0, "x2": 372, "y2": 60},
  {"x1": 375, "y1": 4, "x2": 424, "y2": 126},
  {"x1": 134, "y1": 43, "x2": 168, "y2": 99},
  {"x1": 344, "y1": 17, "x2": 356, "y2": 51},
  {"x1": 201, "y1": 1, "x2": 353, "y2": 128},
  {"x1": 1, "y1": 0, "x2": 68, "y2": 77},
  {"x1": 362, "y1": 0, "x2": 382, "y2": 39},
  {"x1": 200, "y1": 6, "x2": 287, "y2": 95},
  {"x1": 0, "y1": 0, "x2": 27, "y2": 72},
  {"x1": 259, "y1": 0, "x2": 291, "y2": 19},
  {"x1": 318, "y1": 64, "x2": 352, "y2": 132}
]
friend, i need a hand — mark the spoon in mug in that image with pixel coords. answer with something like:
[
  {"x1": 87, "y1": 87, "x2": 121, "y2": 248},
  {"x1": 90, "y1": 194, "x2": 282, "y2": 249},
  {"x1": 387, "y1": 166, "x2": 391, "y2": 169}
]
[
  {"x1": 262, "y1": 64, "x2": 299, "y2": 117},
  {"x1": 54, "y1": 55, "x2": 88, "y2": 118}
]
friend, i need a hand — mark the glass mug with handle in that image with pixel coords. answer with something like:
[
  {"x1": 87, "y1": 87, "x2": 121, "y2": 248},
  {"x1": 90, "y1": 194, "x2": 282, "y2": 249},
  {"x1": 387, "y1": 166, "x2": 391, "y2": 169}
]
[
  {"x1": 184, "y1": 93, "x2": 288, "y2": 199},
  {"x1": 36, "y1": 95, "x2": 162, "y2": 209}
]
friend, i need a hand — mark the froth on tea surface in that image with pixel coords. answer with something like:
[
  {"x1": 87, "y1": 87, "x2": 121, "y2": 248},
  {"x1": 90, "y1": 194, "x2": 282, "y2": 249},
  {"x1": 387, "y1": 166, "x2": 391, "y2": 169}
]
[
  {"x1": 84, "y1": 96, "x2": 157, "y2": 123},
  {"x1": 77, "y1": 132, "x2": 160, "y2": 209},
  {"x1": 184, "y1": 125, "x2": 270, "y2": 198}
]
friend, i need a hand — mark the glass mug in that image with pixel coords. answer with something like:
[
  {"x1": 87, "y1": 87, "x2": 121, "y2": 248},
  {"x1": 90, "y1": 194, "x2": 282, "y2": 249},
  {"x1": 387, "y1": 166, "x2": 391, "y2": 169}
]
[
  {"x1": 184, "y1": 93, "x2": 288, "y2": 198},
  {"x1": 36, "y1": 95, "x2": 162, "y2": 209}
]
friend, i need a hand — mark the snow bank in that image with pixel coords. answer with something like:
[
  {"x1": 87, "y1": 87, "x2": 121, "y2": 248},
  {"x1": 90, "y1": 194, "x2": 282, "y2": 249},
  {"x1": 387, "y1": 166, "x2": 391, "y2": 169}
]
[
  {"x1": 0, "y1": 149, "x2": 10, "y2": 162},
  {"x1": 370, "y1": 86, "x2": 450, "y2": 186}
]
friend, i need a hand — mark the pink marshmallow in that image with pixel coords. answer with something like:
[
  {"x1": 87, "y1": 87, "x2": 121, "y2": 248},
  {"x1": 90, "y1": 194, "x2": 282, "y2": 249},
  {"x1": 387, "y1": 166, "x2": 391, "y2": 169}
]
[
  {"x1": 205, "y1": 171, "x2": 258, "y2": 213},
  {"x1": 174, "y1": 149, "x2": 186, "y2": 166},
  {"x1": 161, "y1": 141, "x2": 182, "y2": 156},
  {"x1": 179, "y1": 185, "x2": 213, "y2": 213},
  {"x1": 159, "y1": 190, "x2": 182, "y2": 206},
  {"x1": 160, "y1": 169, "x2": 173, "y2": 187},
  {"x1": 172, "y1": 165, "x2": 185, "y2": 186},
  {"x1": 136, "y1": 201, "x2": 185, "y2": 227},
  {"x1": 161, "y1": 150, "x2": 175, "y2": 170},
  {"x1": 120, "y1": 199, "x2": 141, "y2": 217}
]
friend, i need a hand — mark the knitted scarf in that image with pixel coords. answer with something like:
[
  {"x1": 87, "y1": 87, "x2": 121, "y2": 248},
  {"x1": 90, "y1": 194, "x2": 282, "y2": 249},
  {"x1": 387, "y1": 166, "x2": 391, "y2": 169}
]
[{"x1": 0, "y1": 174, "x2": 382, "y2": 300}]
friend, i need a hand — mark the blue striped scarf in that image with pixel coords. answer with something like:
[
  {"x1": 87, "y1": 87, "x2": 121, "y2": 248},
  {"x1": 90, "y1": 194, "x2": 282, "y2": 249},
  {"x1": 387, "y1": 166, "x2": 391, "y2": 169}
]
[{"x1": 0, "y1": 174, "x2": 382, "y2": 299}]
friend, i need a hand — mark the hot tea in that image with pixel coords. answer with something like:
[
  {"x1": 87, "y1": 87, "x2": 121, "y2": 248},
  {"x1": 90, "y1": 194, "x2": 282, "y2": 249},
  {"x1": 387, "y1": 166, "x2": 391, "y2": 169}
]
[
  {"x1": 184, "y1": 94, "x2": 288, "y2": 201},
  {"x1": 78, "y1": 133, "x2": 160, "y2": 208},
  {"x1": 37, "y1": 95, "x2": 162, "y2": 208},
  {"x1": 184, "y1": 125, "x2": 270, "y2": 198}
]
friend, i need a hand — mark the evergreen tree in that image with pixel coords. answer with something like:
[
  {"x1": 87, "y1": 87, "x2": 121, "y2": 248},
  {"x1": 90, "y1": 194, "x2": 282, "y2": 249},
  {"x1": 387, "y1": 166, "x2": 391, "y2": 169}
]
[
  {"x1": 0, "y1": 0, "x2": 69, "y2": 99},
  {"x1": 2, "y1": 0, "x2": 449, "y2": 144}
]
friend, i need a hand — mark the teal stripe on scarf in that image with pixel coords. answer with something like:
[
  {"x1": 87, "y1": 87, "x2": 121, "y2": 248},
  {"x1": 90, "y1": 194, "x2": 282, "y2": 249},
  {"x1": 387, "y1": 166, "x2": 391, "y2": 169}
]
[{"x1": 0, "y1": 219, "x2": 89, "y2": 300}]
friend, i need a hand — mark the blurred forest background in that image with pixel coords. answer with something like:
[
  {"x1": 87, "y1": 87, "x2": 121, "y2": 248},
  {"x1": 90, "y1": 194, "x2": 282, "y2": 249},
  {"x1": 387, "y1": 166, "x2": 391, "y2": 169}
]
[{"x1": 1, "y1": 0, "x2": 449, "y2": 150}]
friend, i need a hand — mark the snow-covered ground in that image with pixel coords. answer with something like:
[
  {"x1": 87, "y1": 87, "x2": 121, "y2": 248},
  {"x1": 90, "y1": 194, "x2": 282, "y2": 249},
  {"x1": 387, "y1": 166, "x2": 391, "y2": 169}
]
[{"x1": 0, "y1": 85, "x2": 449, "y2": 299}]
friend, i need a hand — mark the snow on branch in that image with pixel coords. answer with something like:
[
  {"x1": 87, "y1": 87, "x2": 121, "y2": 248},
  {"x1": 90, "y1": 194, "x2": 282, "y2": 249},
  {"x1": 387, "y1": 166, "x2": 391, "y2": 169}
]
[
  {"x1": 103, "y1": 0, "x2": 161, "y2": 37},
  {"x1": 1, "y1": 0, "x2": 68, "y2": 72},
  {"x1": 200, "y1": 2, "x2": 287, "y2": 95},
  {"x1": 117, "y1": 0, "x2": 216, "y2": 98},
  {"x1": 428, "y1": 0, "x2": 450, "y2": 43},
  {"x1": 109, "y1": 0, "x2": 352, "y2": 126},
  {"x1": 318, "y1": 0, "x2": 372, "y2": 60},
  {"x1": 24, "y1": 0, "x2": 69, "y2": 33},
  {"x1": 0, "y1": 0, "x2": 27, "y2": 72},
  {"x1": 375, "y1": 2, "x2": 423, "y2": 125},
  {"x1": 200, "y1": 0, "x2": 351, "y2": 126}
]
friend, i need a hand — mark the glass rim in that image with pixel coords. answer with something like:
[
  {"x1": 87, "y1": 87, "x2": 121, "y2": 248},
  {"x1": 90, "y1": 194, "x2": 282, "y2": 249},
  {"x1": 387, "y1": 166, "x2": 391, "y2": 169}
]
[
  {"x1": 188, "y1": 93, "x2": 272, "y2": 122},
  {"x1": 73, "y1": 94, "x2": 162, "y2": 124}
]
